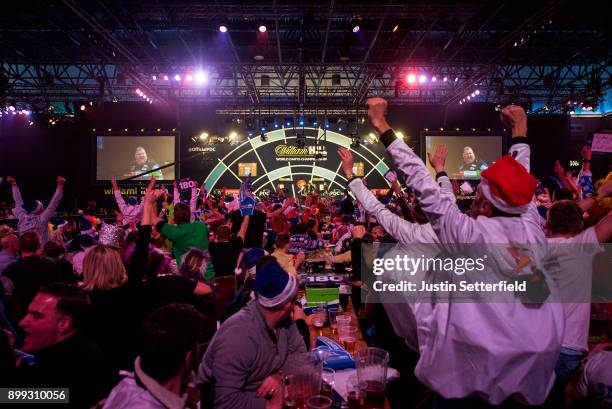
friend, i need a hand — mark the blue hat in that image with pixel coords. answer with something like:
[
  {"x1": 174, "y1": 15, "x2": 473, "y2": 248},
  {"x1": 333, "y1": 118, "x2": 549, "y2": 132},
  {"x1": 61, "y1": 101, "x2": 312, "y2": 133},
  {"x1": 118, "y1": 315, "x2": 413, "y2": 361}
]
[
  {"x1": 127, "y1": 196, "x2": 138, "y2": 206},
  {"x1": 240, "y1": 248, "x2": 267, "y2": 276},
  {"x1": 78, "y1": 217, "x2": 94, "y2": 235},
  {"x1": 22, "y1": 200, "x2": 43, "y2": 214},
  {"x1": 254, "y1": 260, "x2": 297, "y2": 308},
  {"x1": 50, "y1": 217, "x2": 67, "y2": 231}
]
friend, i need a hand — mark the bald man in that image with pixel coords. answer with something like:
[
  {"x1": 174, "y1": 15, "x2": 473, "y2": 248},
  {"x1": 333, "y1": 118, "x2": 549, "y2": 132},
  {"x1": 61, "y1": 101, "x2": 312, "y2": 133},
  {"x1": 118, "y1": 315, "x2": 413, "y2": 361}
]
[{"x1": 458, "y1": 146, "x2": 487, "y2": 173}]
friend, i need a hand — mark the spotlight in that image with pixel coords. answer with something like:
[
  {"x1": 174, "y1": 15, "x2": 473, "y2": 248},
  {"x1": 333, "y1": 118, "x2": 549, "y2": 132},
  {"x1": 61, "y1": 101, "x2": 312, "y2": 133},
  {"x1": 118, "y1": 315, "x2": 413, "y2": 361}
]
[
  {"x1": 325, "y1": 124, "x2": 330, "y2": 129},
  {"x1": 368, "y1": 132, "x2": 376, "y2": 140},
  {"x1": 80, "y1": 104, "x2": 86, "y2": 111},
  {"x1": 163, "y1": 75, "x2": 169, "y2": 81},
  {"x1": 443, "y1": 77, "x2": 448, "y2": 82},
  {"x1": 185, "y1": 74, "x2": 193, "y2": 82},
  {"x1": 28, "y1": 121, "x2": 34, "y2": 126},
  {"x1": 454, "y1": 77, "x2": 459, "y2": 82},
  {"x1": 195, "y1": 71, "x2": 208, "y2": 85},
  {"x1": 467, "y1": 96, "x2": 471, "y2": 100},
  {"x1": 352, "y1": 25, "x2": 360, "y2": 33},
  {"x1": 419, "y1": 74, "x2": 427, "y2": 83},
  {"x1": 174, "y1": 74, "x2": 181, "y2": 81},
  {"x1": 260, "y1": 126, "x2": 267, "y2": 132},
  {"x1": 229, "y1": 131, "x2": 238, "y2": 140},
  {"x1": 136, "y1": 89, "x2": 142, "y2": 95},
  {"x1": 259, "y1": 25, "x2": 267, "y2": 33},
  {"x1": 431, "y1": 76, "x2": 437, "y2": 82},
  {"x1": 273, "y1": 123, "x2": 279, "y2": 129},
  {"x1": 475, "y1": 90, "x2": 480, "y2": 95},
  {"x1": 199, "y1": 132, "x2": 209, "y2": 141},
  {"x1": 395, "y1": 131, "x2": 404, "y2": 139},
  {"x1": 471, "y1": 92, "x2": 475, "y2": 97},
  {"x1": 392, "y1": 25, "x2": 399, "y2": 32},
  {"x1": 219, "y1": 25, "x2": 228, "y2": 33},
  {"x1": 338, "y1": 127, "x2": 343, "y2": 132},
  {"x1": 8, "y1": 106, "x2": 15, "y2": 111},
  {"x1": 298, "y1": 119, "x2": 305, "y2": 126},
  {"x1": 23, "y1": 110, "x2": 30, "y2": 115},
  {"x1": 152, "y1": 75, "x2": 157, "y2": 80},
  {"x1": 406, "y1": 73, "x2": 416, "y2": 84},
  {"x1": 248, "y1": 132, "x2": 253, "y2": 137}
]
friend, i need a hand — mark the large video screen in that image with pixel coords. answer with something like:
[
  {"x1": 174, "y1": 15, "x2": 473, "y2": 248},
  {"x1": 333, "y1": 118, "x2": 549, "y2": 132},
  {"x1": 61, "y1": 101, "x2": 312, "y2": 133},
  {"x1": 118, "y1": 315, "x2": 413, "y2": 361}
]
[
  {"x1": 424, "y1": 135, "x2": 502, "y2": 179},
  {"x1": 96, "y1": 135, "x2": 176, "y2": 181}
]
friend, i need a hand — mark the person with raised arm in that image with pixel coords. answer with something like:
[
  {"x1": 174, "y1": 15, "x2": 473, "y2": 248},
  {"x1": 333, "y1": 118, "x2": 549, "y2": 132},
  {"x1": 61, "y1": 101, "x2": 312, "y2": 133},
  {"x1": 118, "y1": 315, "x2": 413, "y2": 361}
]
[
  {"x1": 365, "y1": 97, "x2": 564, "y2": 407},
  {"x1": 8, "y1": 176, "x2": 65, "y2": 245},
  {"x1": 111, "y1": 176, "x2": 144, "y2": 226}
]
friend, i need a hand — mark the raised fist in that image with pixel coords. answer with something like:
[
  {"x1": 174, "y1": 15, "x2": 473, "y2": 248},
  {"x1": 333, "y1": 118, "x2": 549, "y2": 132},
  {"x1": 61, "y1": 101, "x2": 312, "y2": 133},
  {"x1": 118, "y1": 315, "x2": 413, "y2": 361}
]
[
  {"x1": 338, "y1": 147, "x2": 355, "y2": 178},
  {"x1": 366, "y1": 97, "x2": 390, "y2": 134},
  {"x1": 500, "y1": 105, "x2": 527, "y2": 136},
  {"x1": 6, "y1": 176, "x2": 16, "y2": 186},
  {"x1": 57, "y1": 176, "x2": 66, "y2": 185}
]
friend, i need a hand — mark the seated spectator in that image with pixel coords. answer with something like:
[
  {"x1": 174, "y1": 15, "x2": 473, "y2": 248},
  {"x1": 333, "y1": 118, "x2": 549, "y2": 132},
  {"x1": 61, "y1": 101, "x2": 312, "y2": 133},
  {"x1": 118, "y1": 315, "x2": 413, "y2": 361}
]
[
  {"x1": 209, "y1": 215, "x2": 249, "y2": 277},
  {"x1": 0, "y1": 225, "x2": 18, "y2": 274},
  {"x1": 42, "y1": 240, "x2": 77, "y2": 284},
  {"x1": 14, "y1": 284, "x2": 115, "y2": 408},
  {"x1": 289, "y1": 223, "x2": 323, "y2": 255},
  {"x1": 197, "y1": 259, "x2": 306, "y2": 409},
  {"x1": 103, "y1": 303, "x2": 203, "y2": 409},
  {"x1": 566, "y1": 344, "x2": 612, "y2": 409},
  {"x1": 4, "y1": 232, "x2": 60, "y2": 323},
  {"x1": 271, "y1": 233, "x2": 303, "y2": 280}
]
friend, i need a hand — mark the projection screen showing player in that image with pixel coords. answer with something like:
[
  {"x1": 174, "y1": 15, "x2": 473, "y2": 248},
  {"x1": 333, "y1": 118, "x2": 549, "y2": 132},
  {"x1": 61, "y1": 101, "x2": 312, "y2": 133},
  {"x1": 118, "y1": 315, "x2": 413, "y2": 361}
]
[{"x1": 96, "y1": 135, "x2": 176, "y2": 181}]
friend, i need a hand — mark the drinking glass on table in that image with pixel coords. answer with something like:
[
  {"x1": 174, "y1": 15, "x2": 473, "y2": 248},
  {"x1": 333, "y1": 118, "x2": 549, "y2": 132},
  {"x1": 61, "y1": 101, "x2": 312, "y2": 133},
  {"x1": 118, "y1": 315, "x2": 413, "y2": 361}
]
[
  {"x1": 306, "y1": 395, "x2": 333, "y2": 409},
  {"x1": 320, "y1": 367, "x2": 335, "y2": 397},
  {"x1": 336, "y1": 314, "x2": 351, "y2": 329},
  {"x1": 328, "y1": 307, "x2": 342, "y2": 336},
  {"x1": 338, "y1": 326, "x2": 359, "y2": 355},
  {"x1": 346, "y1": 374, "x2": 365, "y2": 409},
  {"x1": 355, "y1": 348, "x2": 389, "y2": 409},
  {"x1": 312, "y1": 305, "x2": 327, "y2": 335}
]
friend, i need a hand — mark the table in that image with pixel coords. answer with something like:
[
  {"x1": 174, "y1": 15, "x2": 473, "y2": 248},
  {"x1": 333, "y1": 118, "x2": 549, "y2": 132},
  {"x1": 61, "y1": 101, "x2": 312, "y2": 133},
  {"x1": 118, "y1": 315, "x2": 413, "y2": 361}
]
[{"x1": 308, "y1": 299, "x2": 367, "y2": 353}]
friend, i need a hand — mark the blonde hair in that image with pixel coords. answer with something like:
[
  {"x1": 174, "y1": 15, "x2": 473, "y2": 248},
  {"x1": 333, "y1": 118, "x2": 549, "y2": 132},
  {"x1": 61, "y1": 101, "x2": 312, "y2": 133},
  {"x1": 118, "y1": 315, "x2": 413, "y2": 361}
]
[{"x1": 82, "y1": 245, "x2": 127, "y2": 291}]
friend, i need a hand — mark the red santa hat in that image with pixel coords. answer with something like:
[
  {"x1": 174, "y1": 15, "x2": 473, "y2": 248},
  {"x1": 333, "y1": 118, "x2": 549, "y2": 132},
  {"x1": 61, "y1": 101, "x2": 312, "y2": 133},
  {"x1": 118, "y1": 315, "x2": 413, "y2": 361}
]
[{"x1": 479, "y1": 155, "x2": 537, "y2": 215}]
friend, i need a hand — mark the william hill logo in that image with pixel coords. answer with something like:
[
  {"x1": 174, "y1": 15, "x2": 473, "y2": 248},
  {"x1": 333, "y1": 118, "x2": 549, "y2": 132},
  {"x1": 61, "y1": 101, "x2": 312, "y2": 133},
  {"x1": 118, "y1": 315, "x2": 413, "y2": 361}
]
[{"x1": 275, "y1": 145, "x2": 327, "y2": 157}]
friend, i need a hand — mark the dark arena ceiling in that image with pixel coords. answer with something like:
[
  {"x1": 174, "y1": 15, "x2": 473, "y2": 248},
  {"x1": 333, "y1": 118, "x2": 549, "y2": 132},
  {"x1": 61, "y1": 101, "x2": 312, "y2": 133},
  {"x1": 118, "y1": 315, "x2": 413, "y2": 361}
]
[{"x1": 0, "y1": 0, "x2": 610, "y2": 113}]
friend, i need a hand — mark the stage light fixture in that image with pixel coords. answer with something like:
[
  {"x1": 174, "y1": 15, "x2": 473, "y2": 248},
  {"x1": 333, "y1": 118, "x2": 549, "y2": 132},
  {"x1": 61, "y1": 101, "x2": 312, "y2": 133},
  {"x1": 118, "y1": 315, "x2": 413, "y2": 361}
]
[
  {"x1": 392, "y1": 25, "x2": 399, "y2": 32},
  {"x1": 454, "y1": 77, "x2": 459, "y2": 82},
  {"x1": 406, "y1": 74, "x2": 416, "y2": 84},
  {"x1": 467, "y1": 96, "x2": 471, "y2": 100},
  {"x1": 259, "y1": 25, "x2": 267, "y2": 33},
  {"x1": 152, "y1": 75, "x2": 157, "y2": 80},
  {"x1": 174, "y1": 74, "x2": 181, "y2": 81},
  {"x1": 8, "y1": 106, "x2": 15, "y2": 111},
  {"x1": 229, "y1": 131, "x2": 238, "y2": 140},
  {"x1": 475, "y1": 90, "x2": 480, "y2": 95},
  {"x1": 338, "y1": 127, "x2": 343, "y2": 132},
  {"x1": 352, "y1": 25, "x2": 360, "y2": 33},
  {"x1": 28, "y1": 121, "x2": 34, "y2": 126},
  {"x1": 419, "y1": 74, "x2": 427, "y2": 83},
  {"x1": 431, "y1": 76, "x2": 437, "y2": 82},
  {"x1": 219, "y1": 25, "x2": 228, "y2": 33},
  {"x1": 273, "y1": 123, "x2": 279, "y2": 129},
  {"x1": 186, "y1": 74, "x2": 193, "y2": 82},
  {"x1": 325, "y1": 124, "x2": 330, "y2": 129},
  {"x1": 199, "y1": 132, "x2": 209, "y2": 141},
  {"x1": 248, "y1": 132, "x2": 253, "y2": 137},
  {"x1": 80, "y1": 104, "x2": 86, "y2": 111},
  {"x1": 443, "y1": 77, "x2": 448, "y2": 82},
  {"x1": 195, "y1": 71, "x2": 208, "y2": 85},
  {"x1": 163, "y1": 75, "x2": 169, "y2": 81},
  {"x1": 395, "y1": 131, "x2": 404, "y2": 139},
  {"x1": 298, "y1": 119, "x2": 305, "y2": 126}
]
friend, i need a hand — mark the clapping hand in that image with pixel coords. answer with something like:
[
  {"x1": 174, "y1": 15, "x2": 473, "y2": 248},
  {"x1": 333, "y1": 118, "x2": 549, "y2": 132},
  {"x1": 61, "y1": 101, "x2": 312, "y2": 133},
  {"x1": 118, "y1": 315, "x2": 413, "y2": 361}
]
[{"x1": 427, "y1": 144, "x2": 448, "y2": 173}]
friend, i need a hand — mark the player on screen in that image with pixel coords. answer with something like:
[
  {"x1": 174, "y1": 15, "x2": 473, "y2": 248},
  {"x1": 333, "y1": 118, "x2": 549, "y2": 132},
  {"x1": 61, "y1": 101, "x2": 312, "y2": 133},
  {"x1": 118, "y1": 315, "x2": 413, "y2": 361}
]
[
  {"x1": 126, "y1": 146, "x2": 164, "y2": 180},
  {"x1": 458, "y1": 146, "x2": 488, "y2": 173}
]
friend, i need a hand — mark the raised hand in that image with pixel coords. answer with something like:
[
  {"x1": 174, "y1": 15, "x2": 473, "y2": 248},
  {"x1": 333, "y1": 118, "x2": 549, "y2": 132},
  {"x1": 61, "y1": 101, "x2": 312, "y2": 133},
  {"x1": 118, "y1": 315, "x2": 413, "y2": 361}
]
[
  {"x1": 553, "y1": 160, "x2": 565, "y2": 178},
  {"x1": 57, "y1": 176, "x2": 66, "y2": 186},
  {"x1": 6, "y1": 176, "x2": 16, "y2": 186},
  {"x1": 145, "y1": 176, "x2": 157, "y2": 195},
  {"x1": 581, "y1": 145, "x2": 592, "y2": 161},
  {"x1": 500, "y1": 105, "x2": 527, "y2": 137},
  {"x1": 366, "y1": 97, "x2": 391, "y2": 135},
  {"x1": 338, "y1": 147, "x2": 355, "y2": 178},
  {"x1": 427, "y1": 144, "x2": 448, "y2": 173},
  {"x1": 111, "y1": 176, "x2": 119, "y2": 191}
]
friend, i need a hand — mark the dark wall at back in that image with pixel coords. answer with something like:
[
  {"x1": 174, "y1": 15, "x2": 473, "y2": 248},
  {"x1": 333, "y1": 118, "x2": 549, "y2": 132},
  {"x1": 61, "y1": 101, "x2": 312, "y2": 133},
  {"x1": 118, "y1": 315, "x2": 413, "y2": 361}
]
[{"x1": 0, "y1": 102, "x2": 579, "y2": 212}]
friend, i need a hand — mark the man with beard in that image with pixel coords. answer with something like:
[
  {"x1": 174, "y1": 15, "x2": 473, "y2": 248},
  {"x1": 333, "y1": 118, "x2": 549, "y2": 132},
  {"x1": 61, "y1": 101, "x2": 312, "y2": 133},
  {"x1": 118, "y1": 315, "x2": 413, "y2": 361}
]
[{"x1": 127, "y1": 147, "x2": 164, "y2": 180}]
